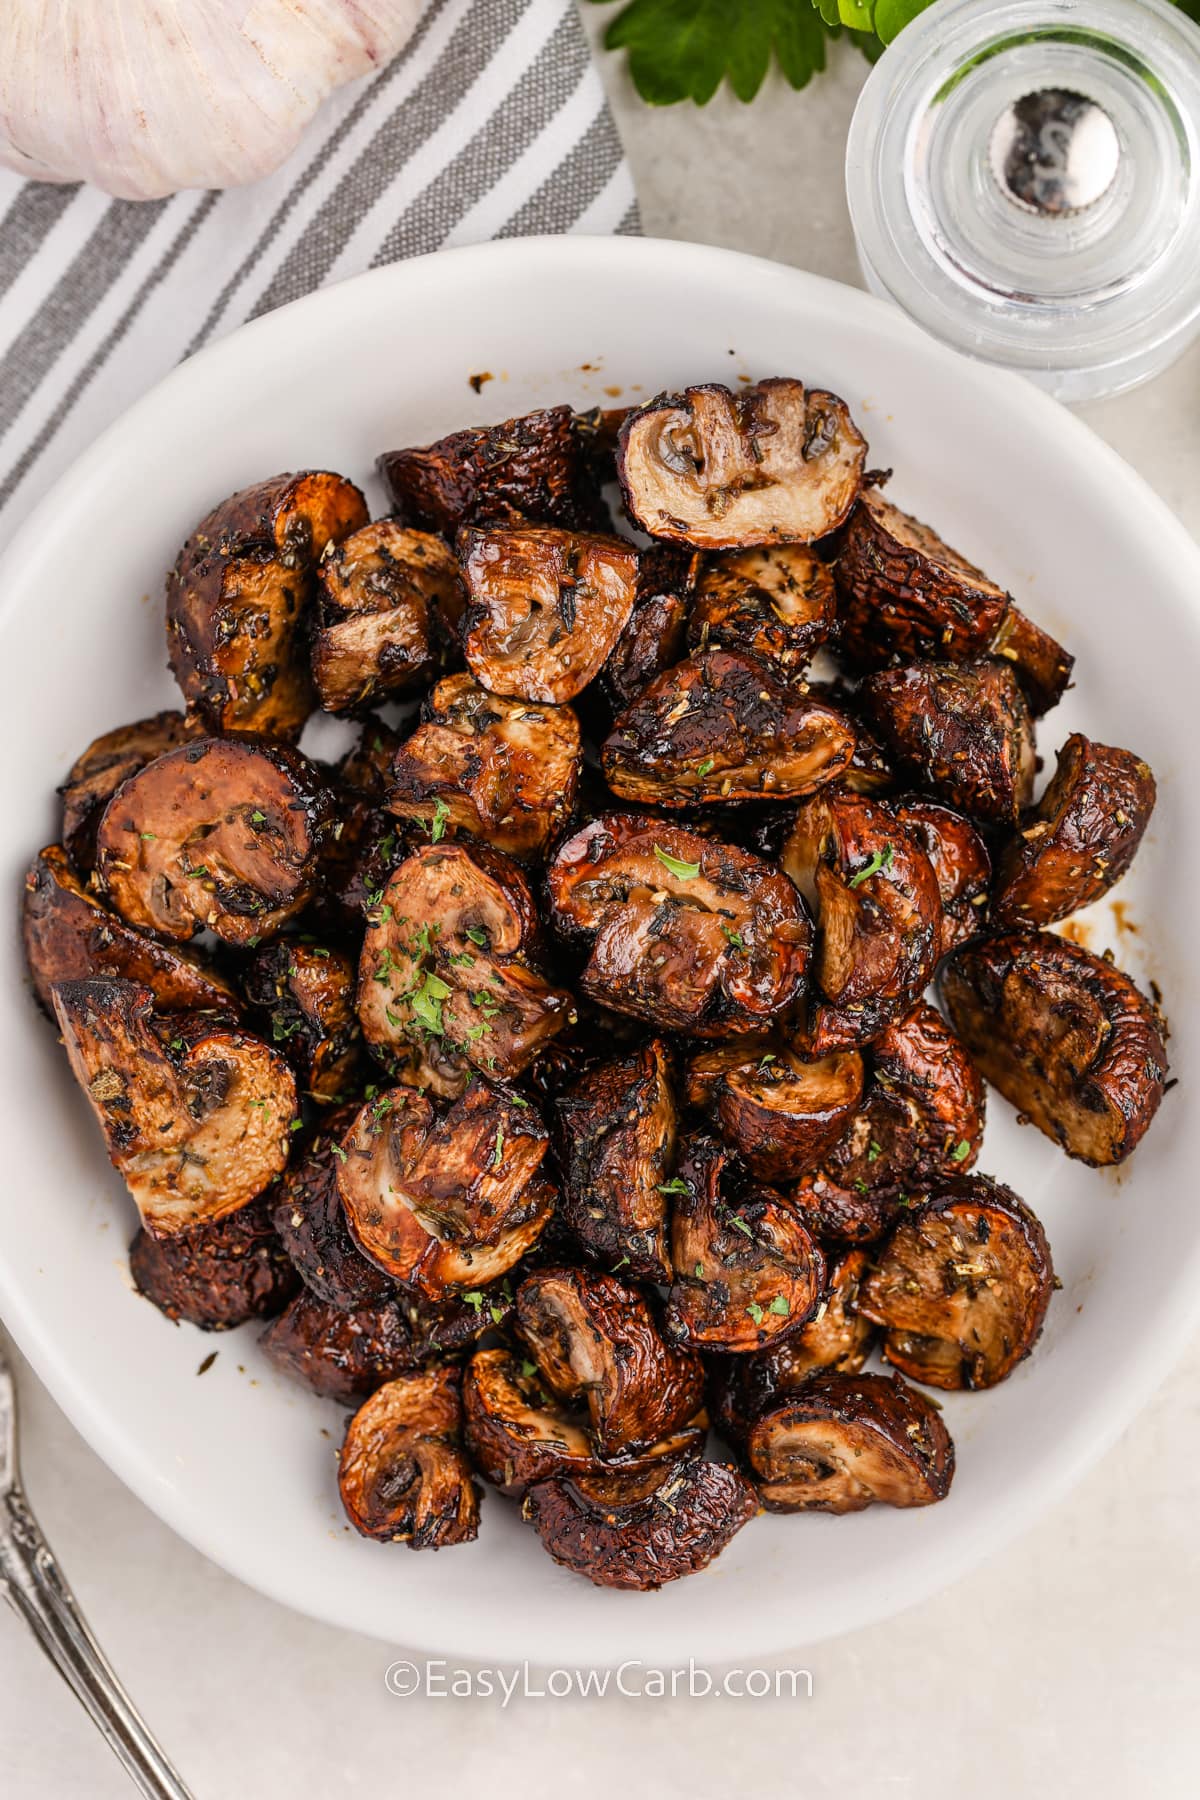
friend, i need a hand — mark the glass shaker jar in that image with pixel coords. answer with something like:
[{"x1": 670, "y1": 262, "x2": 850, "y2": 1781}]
[{"x1": 845, "y1": 0, "x2": 1200, "y2": 401}]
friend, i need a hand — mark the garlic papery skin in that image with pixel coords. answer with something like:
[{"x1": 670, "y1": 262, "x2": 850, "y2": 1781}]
[{"x1": 0, "y1": 1, "x2": 424, "y2": 200}]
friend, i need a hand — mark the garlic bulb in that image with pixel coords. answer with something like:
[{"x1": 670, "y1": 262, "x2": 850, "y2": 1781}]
[{"x1": 0, "y1": 1, "x2": 424, "y2": 200}]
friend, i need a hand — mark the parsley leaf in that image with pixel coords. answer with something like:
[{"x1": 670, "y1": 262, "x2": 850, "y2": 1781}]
[
  {"x1": 767, "y1": 1294, "x2": 790, "y2": 1316},
  {"x1": 410, "y1": 971, "x2": 452, "y2": 1036},
  {"x1": 653, "y1": 843, "x2": 701, "y2": 880},
  {"x1": 429, "y1": 797, "x2": 452, "y2": 842},
  {"x1": 592, "y1": 0, "x2": 835, "y2": 105},
  {"x1": 657, "y1": 1177, "x2": 689, "y2": 1195},
  {"x1": 848, "y1": 841, "x2": 895, "y2": 888},
  {"x1": 952, "y1": 1138, "x2": 972, "y2": 1162},
  {"x1": 746, "y1": 1300, "x2": 765, "y2": 1325}
]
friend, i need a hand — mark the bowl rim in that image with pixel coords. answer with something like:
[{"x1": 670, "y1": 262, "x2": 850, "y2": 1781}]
[{"x1": 2, "y1": 232, "x2": 1198, "y2": 1661}]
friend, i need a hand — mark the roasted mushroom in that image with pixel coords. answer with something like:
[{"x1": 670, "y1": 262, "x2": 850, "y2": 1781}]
[
  {"x1": 664, "y1": 1136, "x2": 825, "y2": 1352},
  {"x1": 463, "y1": 1347, "x2": 702, "y2": 1496},
  {"x1": 378, "y1": 405, "x2": 601, "y2": 536},
  {"x1": 745, "y1": 1372, "x2": 955, "y2": 1512},
  {"x1": 601, "y1": 649, "x2": 856, "y2": 807},
  {"x1": 129, "y1": 1193, "x2": 299, "y2": 1330},
  {"x1": 522, "y1": 1454, "x2": 757, "y2": 1590},
  {"x1": 990, "y1": 604, "x2": 1074, "y2": 717},
  {"x1": 548, "y1": 813, "x2": 811, "y2": 1037},
  {"x1": 892, "y1": 797, "x2": 991, "y2": 954},
  {"x1": 336, "y1": 1080, "x2": 554, "y2": 1295},
  {"x1": 338, "y1": 1366, "x2": 481, "y2": 1547},
  {"x1": 311, "y1": 522, "x2": 465, "y2": 714},
  {"x1": 458, "y1": 523, "x2": 638, "y2": 705},
  {"x1": 859, "y1": 1175, "x2": 1055, "y2": 1389},
  {"x1": 833, "y1": 489, "x2": 1011, "y2": 669},
  {"x1": 710, "y1": 1251, "x2": 878, "y2": 1443},
  {"x1": 94, "y1": 736, "x2": 332, "y2": 948},
  {"x1": 941, "y1": 932, "x2": 1168, "y2": 1165},
  {"x1": 166, "y1": 470, "x2": 367, "y2": 738},
  {"x1": 713, "y1": 1045, "x2": 864, "y2": 1181},
  {"x1": 601, "y1": 545, "x2": 697, "y2": 707},
  {"x1": 823, "y1": 1000, "x2": 986, "y2": 1192},
  {"x1": 993, "y1": 733, "x2": 1156, "y2": 929},
  {"x1": 356, "y1": 843, "x2": 572, "y2": 1084},
  {"x1": 260, "y1": 1287, "x2": 487, "y2": 1404},
  {"x1": 271, "y1": 1108, "x2": 395, "y2": 1310},
  {"x1": 617, "y1": 379, "x2": 866, "y2": 549},
  {"x1": 553, "y1": 1039, "x2": 677, "y2": 1281},
  {"x1": 23, "y1": 845, "x2": 236, "y2": 1015},
  {"x1": 683, "y1": 1036, "x2": 777, "y2": 1112},
  {"x1": 385, "y1": 673, "x2": 581, "y2": 861},
  {"x1": 781, "y1": 788, "x2": 942, "y2": 1052},
  {"x1": 860, "y1": 659, "x2": 1035, "y2": 826},
  {"x1": 335, "y1": 716, "x2": 404, "y2": 799},
  {"x1": 58, "y1": 710, "x2": 202, "y2": 873},
  {"x1": 688, "y1": 542, "x2": 836, "y2": 675},
  {"x1": 516, "y1": 1267, "x2": 704, "y2": 1457},
  {"x1": 52, "y1": 978, "x2": 296, "y2": 1235},
  {"x1": 243, "y1": 941, "x2": 361, "y2": 1104}
]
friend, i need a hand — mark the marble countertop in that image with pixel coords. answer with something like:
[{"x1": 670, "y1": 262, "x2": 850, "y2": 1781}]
[{"x1": 4, "y1": 23, "x2": 1198, "y2": 1798}]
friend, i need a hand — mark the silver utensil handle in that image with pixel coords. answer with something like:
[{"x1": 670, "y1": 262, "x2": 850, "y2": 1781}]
[{"x1": 0, "y1": 1484, "x2": 195, "y2": 1800}]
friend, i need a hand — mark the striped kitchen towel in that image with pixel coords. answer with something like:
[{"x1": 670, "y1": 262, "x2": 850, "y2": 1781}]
[{"x1": 0, "y1": 0, "x2": 638, "y2": 541}]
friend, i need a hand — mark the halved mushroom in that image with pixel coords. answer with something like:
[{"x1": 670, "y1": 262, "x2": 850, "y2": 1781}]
[
  {"x1": 522, "y1": 1455, "x2": 758, "y2": 1590},
  {"x1": 261, "y1": 1287, "x2": 489, "y2": 1403},
  {"x1": 859, "y1": 1175, "x2": 1055, "y2": 1389},
  {"x1": 23, "y1": 845, "x2": 237, "y2": 1015},
  {"x1": 860, "y1": 659, "x2": 1036, "y2": 826},
  {"x1": 824, "y1": 1000, "x2": 986, "y2": 1192},
  {"x1": 167, "y1": 470, "x2": 367, "y2": 739},
  {"x1": 990, "y1": 604, "x2": 1074, "y2": 717},
  {"x1": 311, "y1": 522, "x2": 465, "y2": 714},
  {"x1": 553, "y1": 1039, "x2": 677, "y2": 1281},
  {"x1": 458, "y1": 523, "x2": 638, "y2": 705},
  {"x1": 463, "y1": 1347, "x2": 703, "y2": 1496},
  {"x1": 336, "y1": 1080, "x2": 553, "y2": 1296},
  {"x1": 271, "y1": 1107, "x2": 395, "y2": 1310},
  {"x1": 601, "y1": 649, "x2": 856, "y2": 807},
  {"x1": 781, "y1": 789, "x2": 942, "y2": 1052},
  {"x1": 52, "y1": 978, "x2": 296, "y2": 1236},
  {"x1": 377, "y1": 404, "x2": 601, "y2": 536},
  {"x1": 786, "y1": 1170, "x2": 905, "y2": 1247},
  {"x1": 617, "y1": 379, "x2": 867, "y2": 549},
  {"x1": 338, "y1": 1366, "x2": 481, "y2": 1547},
  {"x1": 833, "y1": 489, "x2": 1011, "y2": 670},
  {"x1": 892, "y1": 797, "x2": 991, "y2": 954},
  {"x1": 129, "y1": 1192, "x2": 299, "y2": 1331},
  {"x1": 714, "y1": 1046, "x2": 864, "y2": 1181},
  {"x1": 357, "y1": 843, "x2": 573, "y2": 1083},
  {"x1": 601, "y1": 545, "x2": 697, "y2": 707},
  {"x1": 709, "y1": 1249, "x2": 878, "y2": 1443},
  {"x1": 940, "y1": 932, "x2": 1168, "y2": 1165},
  {"x1": 94, "y1": 736, "x2": 332, "y2": 948},
  {"x1": 548, "y1": 813, "x2": 811, "y2": 1037},
  {"x1": 59, "y1": 710, "x2": 202, "y2": 873},
  {"x1": 516, "y1": 1266, "x2": 704, "y2": 1457},
  {"x1": 993, "y1": 733, "x2": 1156, "y2": 929},
  {"x1": 688, "y1": 542, "x2": 836, "y2": 675},
  {"x1": 243, "y1": 942, "x2": 362, "y2": 1104},
  {"x1": 746, "y1": 1372, "x2": 955, "y2": 1512},
  {"x1": 664, "y1": 1136, "x2": 825, "y2": 1352},
  {"x1": 385, "y1": 673, "x2": 581, "y2": 861}
]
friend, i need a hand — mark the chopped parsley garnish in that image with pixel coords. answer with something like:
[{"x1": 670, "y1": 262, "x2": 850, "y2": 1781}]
[
  {"x1": 411, "y1": 971, "x2": 452, "y2": 1036},
  {"x1": 746, "y1": 1301, "x2": 765, "y2": 1325},
  {"x1": 250, "y1": 809, "x2": 267, "y2": 825},
  {"x1": 848, "y1": 842, "x2": 895, "y2": 889},
  {"x1": 491, "y1": 1122, "x2": 505, "y2": 1168},
  {"x1": 429, "y1": 798, "x2": 451, "y2": 842},
  {"x1": 656, "y1": 1177, "x2": 689, "y2": 1195},
  {"x1": 721, "y1": 923, "x2": 746, "y2": 951},
  {"x1": 767, "y1": 1294, "x2": 790, "y2": 1317},
  {"x1": 868, "y1": 1140, "x2": 883, "y2": 1162},
  {"x1": 697, "y1": 757, "x2": 715, "y2": 776},
  {"x1": 465, "y1": 926, "x2": 488, "y2": 946},
  {"x1": 463, "y1": 1290, "x2": 485, "y2": 1313},
  {"x1": 952, "y1": 1138, "x2": 972, "y2": 1162},
  {"x1": 653, "y1": 844, "x2": 701, "y2": 880}
]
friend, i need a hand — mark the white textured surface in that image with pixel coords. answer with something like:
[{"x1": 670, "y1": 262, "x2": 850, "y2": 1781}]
[{"x1": 4, "y1": 22, "x2": 1200, "y2": 1795}]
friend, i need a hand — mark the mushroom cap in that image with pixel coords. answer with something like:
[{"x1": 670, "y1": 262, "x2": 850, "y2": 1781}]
[
  {"x1": 338, "y1": 1367, "x2": 481, "y2": 1548},
  {"x1": 746, "y1": 1371, "x2": 955, "y2": 1513}
]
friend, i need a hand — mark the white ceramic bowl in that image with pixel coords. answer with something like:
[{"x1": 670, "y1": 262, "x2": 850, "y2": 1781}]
[{"x1": 0, "y1": 237, "x2": 1196, "y2": 1665}]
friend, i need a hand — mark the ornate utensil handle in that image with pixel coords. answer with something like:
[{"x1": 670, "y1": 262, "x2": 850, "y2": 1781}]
[{"x1": 0, "y1": 1482, "x2": 195, "y2": 1799}]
